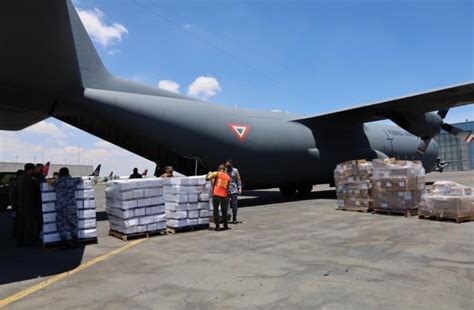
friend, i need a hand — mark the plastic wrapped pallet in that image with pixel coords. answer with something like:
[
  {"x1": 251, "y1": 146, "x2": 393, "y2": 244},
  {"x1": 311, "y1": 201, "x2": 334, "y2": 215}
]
[
  {"x1": 372, "y1": 159, "x2": 425, "y2": 214},
  {"x1": 40, "y1": 179, "x2": 97, "y2": 244},
  {"x1": 164, "y1": 176, "x2": 211, "y2": 228},
  {"x1": 419, "y1": 181, "x2": 474, "y2": 220},
  {"x1": 106, "y1": 178, "x2": 166, "y2": 235},
  {"x1": 334, "y1": 160, "x2": 373, "y2": 212}
]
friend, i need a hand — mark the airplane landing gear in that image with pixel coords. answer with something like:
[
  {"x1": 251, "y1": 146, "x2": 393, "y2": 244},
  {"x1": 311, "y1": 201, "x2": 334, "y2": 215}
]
[
  {"x1": 279, "y1": 185, "x2": 296, "y2": 199},
  {"x1": 297, "y1": 183, "x2": 313, "y2": 196}
]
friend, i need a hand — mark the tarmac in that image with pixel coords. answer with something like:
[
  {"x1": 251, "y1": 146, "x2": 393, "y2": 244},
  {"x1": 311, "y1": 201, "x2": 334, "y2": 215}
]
[{"x1": 0, "y1": 171, "x2": 473, "y2": 309}]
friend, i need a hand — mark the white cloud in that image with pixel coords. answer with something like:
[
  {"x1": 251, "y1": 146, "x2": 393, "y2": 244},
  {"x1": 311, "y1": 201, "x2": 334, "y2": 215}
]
[
  {"x1": 187, "y1": 76, "x2": 221, "y2": 100},
  {"x1": 76, "y1": 8, "x2": 128, "y2": 47},
  {"x1": 24, "y1": 121, "x2": 66, "y2": 138},
  {"x1": 0, "y1": 120, "x2": 154, "y2": 176},
  {"x1": 158, "y1": 80, "x2": 180, "y2": 93}
]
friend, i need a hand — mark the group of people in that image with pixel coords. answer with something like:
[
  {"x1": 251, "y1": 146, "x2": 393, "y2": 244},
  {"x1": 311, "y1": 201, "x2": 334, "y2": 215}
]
[
  {"x1": 207, "y1": 160, "x2": 242, "y2": 231},
  {"x1": 10, "y1": 163, "x2": 44, "y2": 246},
  {"x1": 129, "y1": 166, "x2": 174, "y2": 179},
  {"x1": 10, "y1": 163, "x2": 83, "y2": 247}
]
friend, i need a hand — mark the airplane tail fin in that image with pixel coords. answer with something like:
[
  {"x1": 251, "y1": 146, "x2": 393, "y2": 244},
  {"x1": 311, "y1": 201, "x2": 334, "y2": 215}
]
[
  {"x1": 0, "y1": 0, "x2": 109, "y2": 130},
  {"x1": 90, "y1": 164, "x2": 101, "y2": 177}
]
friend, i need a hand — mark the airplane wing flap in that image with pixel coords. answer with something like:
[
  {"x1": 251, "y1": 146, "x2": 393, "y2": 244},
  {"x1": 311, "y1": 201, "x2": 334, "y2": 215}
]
[{"x1": 292, "y1": 82, "x2": 474, "y2": 128}]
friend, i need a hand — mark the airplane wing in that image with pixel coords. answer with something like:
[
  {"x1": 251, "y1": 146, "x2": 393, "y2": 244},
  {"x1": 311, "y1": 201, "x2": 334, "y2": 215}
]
[{"x1": 292, "y1": 82, "x2": 474, "y2": 127}]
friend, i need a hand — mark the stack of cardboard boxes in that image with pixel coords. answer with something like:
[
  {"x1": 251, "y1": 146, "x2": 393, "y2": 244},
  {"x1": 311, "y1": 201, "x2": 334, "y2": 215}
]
[
  {"x1": 105, "y1": 178, "x2": 166, "y2": 235},
  {"x1": 371, "y1": 159, "x2": 425, "y2": 215},
  {"x1": 164, "y1": 176, "x2": 211, "y2": 229},
  {"x1": 40, "y1": 179, "x2": 97, "y2": 245},
  {"x1": 334, "y1": 160, "x2": 373, "y2": 212},
  {"x1": 419, "y1": 181, "x2": 474, "y2": 221}
]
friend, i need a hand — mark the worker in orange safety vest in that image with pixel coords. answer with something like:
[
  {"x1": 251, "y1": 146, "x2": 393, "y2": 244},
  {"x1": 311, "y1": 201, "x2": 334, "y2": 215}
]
[{"x1": 206, "y1": 164, "x2": 231, "y2": 231}]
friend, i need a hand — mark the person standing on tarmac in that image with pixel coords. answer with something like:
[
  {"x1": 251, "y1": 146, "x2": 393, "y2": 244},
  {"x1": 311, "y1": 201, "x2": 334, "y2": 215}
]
[
  {"x1": 52, "y1": 167, "x2": 81, "y2": 247},
  {"x1": 16, "y1": 163, "x2": 42, "y2": 246},
  {"x1": 129, "y1": 167, "x2": 143, "y2": 179},
  {"x1": 9, "y1": 169, "x2": 24, "y2": 238},
  {"x1": 225, "y1": 160, "x2": 242, "y2": 224},
  {"x1": 207, "y1": 164, "x2": 231, "y2": 231},
  {"x1": 160, "y1": 166, "x2": 174, "y2": 178}
]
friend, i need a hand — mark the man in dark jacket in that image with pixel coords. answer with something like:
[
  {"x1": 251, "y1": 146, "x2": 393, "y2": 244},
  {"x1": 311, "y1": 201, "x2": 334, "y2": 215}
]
[
  {"x1": 129, "y1": 167, "x2": 143, "y2": 179},
  {"x1": 16, "y1": 163, "x2": 42, "y2": 246},
  {"x1": 9, "y1": 169, "x2": 24, "y2": 238}
]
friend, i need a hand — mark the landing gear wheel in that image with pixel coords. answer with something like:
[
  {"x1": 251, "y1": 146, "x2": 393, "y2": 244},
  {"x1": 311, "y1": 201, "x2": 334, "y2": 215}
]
[
  {"x1": 279, "y1": 186, "x2": 296, "y2": 199},
  {"x1": 297, "y1": 184, "x2": 313, "y2": 196}
]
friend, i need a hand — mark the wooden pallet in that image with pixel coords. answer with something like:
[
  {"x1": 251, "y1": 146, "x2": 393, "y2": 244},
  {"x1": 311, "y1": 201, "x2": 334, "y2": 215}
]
[
  {"x1": 418, "y1": 215, "x2": 473, "y2": 224},
  {"x1": 166, "y1": 224, "x2": 210, "y2": 234},
  {"x1": 109, "y1": 229, "x2": 166, "y2": 241},
  {"x1": 43, "y1": 237, "x2": 98, "y2": 248},
  {"x1": 374, "y1": 209, "x2": 418, "y2": 217},
  {"x1": 337, "y1": 208, "x2": 372, "y2": 213}
]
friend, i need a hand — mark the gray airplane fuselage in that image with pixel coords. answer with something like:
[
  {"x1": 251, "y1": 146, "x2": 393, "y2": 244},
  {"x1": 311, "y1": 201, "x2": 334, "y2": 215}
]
[{"x1": 53, "y1": 88, "x2": 437, "y2": 189}]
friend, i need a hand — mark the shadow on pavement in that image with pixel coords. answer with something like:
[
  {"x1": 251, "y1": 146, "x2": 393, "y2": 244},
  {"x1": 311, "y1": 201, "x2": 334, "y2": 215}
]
[
  {"x1": 0, "y1": 211, "x2": 85, "y2": 285},
  {"x1": 240, "y1": 189, "x2": 336, "y2": 208}
]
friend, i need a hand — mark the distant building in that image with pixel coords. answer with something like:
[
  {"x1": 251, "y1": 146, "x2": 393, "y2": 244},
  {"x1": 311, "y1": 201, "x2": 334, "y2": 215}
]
[
  {"x1": 434, "y1": 121, "x2": 474, "y2": 171},
  {"x1": 0, "y1": 162, "x2": 94, "y2": 177}
]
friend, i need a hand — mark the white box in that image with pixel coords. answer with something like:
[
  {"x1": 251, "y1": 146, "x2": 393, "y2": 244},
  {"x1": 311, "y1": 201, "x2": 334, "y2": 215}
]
[
  {"x1": 112, "y1": 200, "x2": 137, "y2": 210},
  {"x1": 43, "y1": 212, "x2": 56, "y2": 223},
  {"x1": 43, "y1": 223, "x2": 57, "y2": 233},
  {"x1": 187, "y1": 219, "x2": 199, "y2": 226},
  {"x1": 76, "y1": 189, "x2": 94, "y2": 199},
  {"x1": 42, "y1": 192, "x2": 56, "y2": 202},
  {"x1": 146, "y1": 223, "x2": 159, "y2": 232},
  {"x1": 146, "y1": 206, "x2": 161, "y2": 215},
  {"x1": 163, "y1": 186, "x2": 183, "y2": 194},
  {"x1": 106, "y1": 180, "x2": 137, "y2": 191},
  {"x1": 167, "y1": 219, "x2": 187, "y2": 228},
  {"x1": 199, "y1": 193, "x2": 210, "y2": 201},
  {"x1": 40, "y1": 183, "x2": 54, "y2": 191},
  {"x1": 197, "y1": 202, "x2": 210, "y2": 210},
  {"x1": 133, "y1": 189, "x2": 144, "y2": 199},
  {"x1": 165, "y1": 202, "x2": 188, "y2": 211},
  {"x1": 152, "y1": 214, "x2": 166, "y2": 223},
  {"x1": 144, "y1": 188, "x2": 160, "y2": 197},
  {"x1": 199, "y1": 210, "x2": 209, "y2": 218},
  {"x1": 188, "y1": 176, "x2": 207, "y2": 186},
  {"x1": 198, "y1": 217, "x2": 210, "y2": 225},
  {"x1": 188, "y1": 194, "x2": 198, "y2": 203},
  {"x1": 107, "y1": 207, "x2": 135, "y2": 219},
  {"x1": 136, "y1": 225, "x2": 147, "y2": 233},
  {"x1": 165, "y1": 194, "x2": 188, "y2": 203},
  {"x1": 137, "y1": 197, "x2": 152, "y2": 207},
  {"x1": 111, "y1": 225, "x2": 138, "y2": 235},
  {"x1": 42, "y1": 202, "x2": 56, "y2": 213},
  {"x1": 187, "y1": 186, "x2": 202, "y2": 194},
  {"x1": 134, "y1": 208, "x2": 146, "y2": 217},
  {"x1": 42, "y1": 233, "x2": 60, "y2": 243},
  {"x1": 188, "y1": 210, "x2": 199, "y2": 219},
  {"x1": 169, "y1": 177, "x2": 189, "y2": 186},
  {"x1": 79, "y1": 228, "x2": 97, "y2": 239},
  {"x1": 77, "y1": 209, "x2": 95, "y2": 219},
  {"x1": 76, "y1": 181, "x2": 93, "y2": 190},
  {"x1": 78, "y1": 219, "x2": 96, "y2": 229},
  {"x1": 151, "y1": 196, "x2": 165, "y2": 205},
  {"x1": 139, "y1": 215, "x2": 155, "y2": 225},
  {"x1": 167, "y1": 211, "x2": 187, "y2": 219}
]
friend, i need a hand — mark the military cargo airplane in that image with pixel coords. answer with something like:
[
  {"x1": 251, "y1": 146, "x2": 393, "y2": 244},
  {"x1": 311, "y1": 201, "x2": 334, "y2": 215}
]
[{"x1": 1, "y1": 1, "x2": 473, "y2": 196}]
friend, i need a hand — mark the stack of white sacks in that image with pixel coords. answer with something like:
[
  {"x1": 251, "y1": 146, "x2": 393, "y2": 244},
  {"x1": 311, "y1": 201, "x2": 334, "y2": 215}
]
[
  {"x1": 41, "y1": 180, "x2": 97, "y2": 244},
  {"x1": 164, "y1": 176, "x2": 212, "y2": 228},
  {"x1": 105, "y1": 178, "x2": 166, "y2": 234}
]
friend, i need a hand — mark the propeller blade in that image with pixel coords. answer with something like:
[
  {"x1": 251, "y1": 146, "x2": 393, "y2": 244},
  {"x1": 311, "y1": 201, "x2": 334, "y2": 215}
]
[
  {"x1": 416, "y1": 138, "x2": 431, "y2": 155},
  {"x1": 441, "y1": 124, "x2": 474, "y2": 143},
  {"x1": 437, "y1": 109, "x2": 449, "y2": 119}
]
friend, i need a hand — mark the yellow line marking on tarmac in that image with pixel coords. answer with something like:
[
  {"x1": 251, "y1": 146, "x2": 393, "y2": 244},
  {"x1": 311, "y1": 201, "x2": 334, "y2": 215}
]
[{"x1": 0, "y1": 238, "x2": 146, "y2": 308}]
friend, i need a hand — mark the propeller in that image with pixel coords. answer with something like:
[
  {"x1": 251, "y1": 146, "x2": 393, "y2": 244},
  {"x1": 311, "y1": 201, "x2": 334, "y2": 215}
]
[{"x1": 416, "y1": 109, "x2": 473, "y2": 155}]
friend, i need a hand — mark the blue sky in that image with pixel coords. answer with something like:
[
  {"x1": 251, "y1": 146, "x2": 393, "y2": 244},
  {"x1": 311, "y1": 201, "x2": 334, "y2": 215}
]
[{"x1": 0, "y1": 0, "x2": 472, "y2": 175}]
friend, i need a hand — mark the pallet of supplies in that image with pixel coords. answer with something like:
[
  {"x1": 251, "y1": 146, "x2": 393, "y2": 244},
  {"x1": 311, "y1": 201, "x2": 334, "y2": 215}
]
[
  {"x1": 106, "y1": 178, "x2": 166, "y2": 239},
  {"x1": 372, "y1": 159, "x2": 425, "y2": 216},
  {"x1": 164, "y1": 176, "x2": 211, "y2": 232},
  {"x1": 419, "y1": 181, "x2": 474, "y2": 223},
  {"x1": 40, "y1": 180, "x2": 97, "y2": 246},
  {"x1": 334, "y1": 159, "x2": 373, "y2": 212}
]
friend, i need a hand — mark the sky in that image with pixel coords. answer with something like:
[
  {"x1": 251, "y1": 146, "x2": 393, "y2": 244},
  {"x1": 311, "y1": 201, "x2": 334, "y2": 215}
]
[{"x1": 0, "y1": 0, "x2": 472, "y2": 175}]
